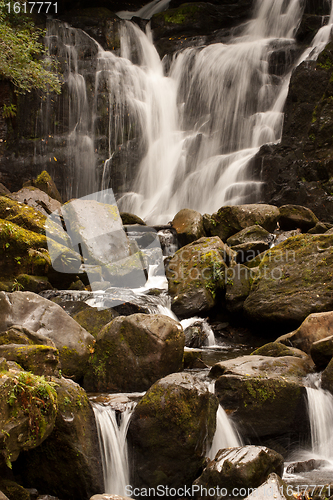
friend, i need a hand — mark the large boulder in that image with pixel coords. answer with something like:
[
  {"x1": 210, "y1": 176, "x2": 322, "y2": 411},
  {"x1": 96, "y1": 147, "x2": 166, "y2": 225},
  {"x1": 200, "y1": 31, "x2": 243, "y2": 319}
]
[
  {"x1": 84, "y1": 314, "x2": 184, "y2": 392},
  {"x1": 0, "y1": 292, "x2": 94, "y2": 381},
  {"x1": 13, "y1": 377, "x2": 103, "y2": 500},
  {"x1": 277, "y1": 310, "x2": 333, "y2": 354},
  {"x1": 128, "y1": 372, "x2": 218, "y2": 489},
  {"x1": 205, "y1": 204, "x2": 279, "y2": 242},
  {"x1": 278, "y1": 205, "x2": 319, "y2": 231},
  {"x1": 171, "y1": 209, "x2": 205, "y2": 247},
  {"x1": 166, "y1": 236, "x2": 233, "y2": 317},
  {"x1": 243, "y1": 234, "x2": 333, "y2": 326},
  {"x1": 193, "y1": 446, "x2": 284, "y2": 498},
  {"x1": 10, "y1": 187, "x2": 61, "y2": 218},
  {"x1": 210, "y1": 355, "x2": 311, "y2": 440},
  {"x1": 0, "y1": 362, "x2": 57, "y2": 466}
]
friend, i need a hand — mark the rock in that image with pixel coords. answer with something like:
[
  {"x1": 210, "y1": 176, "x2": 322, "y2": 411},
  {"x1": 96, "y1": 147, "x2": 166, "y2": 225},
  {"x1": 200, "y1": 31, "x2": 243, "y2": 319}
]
[
  {"x1": 166, "y1": 236, "x2": 233, "y2": 317},
  {"x1": 231, "y1": 241, "x2": 271, "y2": 264},
  {"x1": 183, "y1": 349, "x2": 207, "y2": 369},
  {"x1": 120, "y1": 212, "x2": 146, "y2": 225},
  {"x1": 274, "y1": 229, "x2": 301, "y2": 246},
  {"x1": 0, "y1": 292, "x2": 95, "y2": 381},
  {"x1": 15, "y1": 275, "x2": 53, "y2": 293},
  {"x1": 0, "y1": 325, "x2": 56, "y2": 347},
  {"x1": 279, "y1": 205, "x2": 319, "y2": 231},
  {"x1": 0, "y1": 480, "x2": 29, "y2": 500},
  {"x1": 0, "y1": 195, "x2": 46, "y2": 234},
  {"x1": 207, "y1": 205, "x2": 280, "y2": 242},
  {"x1": 277, "y1": 310, "x2": 333, "y2": 354},
  {"x1": 210, "y1": 355, "x2": 311, "y2": 439},
  {"x1": 193, "y1": 446, "x2": 283, "y2": 498},
  {"x1": 286, "y1": 458, "x2": 330, "y2": 474},
  {"x1": 321, "y1": 357, "x2": 333, "y2": 393},
  {"x1": 10, "y1": 187, "x2": 61, "y2": 217},
  {"x1": 226, "y1": 225, "x2": 273, "y2": 246},
  {"x1": 182, "y1": 318, "x2": 212, "y2": 348},
  {"x1": 0, "y1": 344, "x2": 60, "y2": 377},
  {"x1": 128, "y1": 372, "x2": 218, "y2": 489},
  {"x1": 72, "y1": 307, "x2": 119, "y2": 338},
  {"x1": 13, "y1": 377, "x2": 103, "y2": 500},
  {"x1": 243, "y1": 234, "x2": 333, "y2": 327},
  {"x1": 244, "y1": 473, "x2": 294, "y2": 500},
  {"x1": 225, "y1": 265, "x2": 252, "y2": 314},
  {"x1": 252, "y1": 342, "x2": 308, "y2": 359},
  {"x1": 308, "y1": 221, "x2": 331, "y2": 234},
  {"x1": 0, "y1": 368, "x2": 57, "y2": 466},
  {"x1": 84, "y1": 313, "x2": 184, "y2": 392},
  {"x1": 310, "y1": 335, "x2": 333, "y2": 369},
  {"x1": 33, "y1": 171, "x2": 62, "y2": 203},
  {"x1": 171, "y1": 209, "x2": 206, "y2": 247}
]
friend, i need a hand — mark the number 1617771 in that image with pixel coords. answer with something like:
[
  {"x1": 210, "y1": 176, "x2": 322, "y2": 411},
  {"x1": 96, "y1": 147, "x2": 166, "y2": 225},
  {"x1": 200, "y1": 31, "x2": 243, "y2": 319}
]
[{"x1": 6, "y1": 2, "x2": 58, "y2": 13}]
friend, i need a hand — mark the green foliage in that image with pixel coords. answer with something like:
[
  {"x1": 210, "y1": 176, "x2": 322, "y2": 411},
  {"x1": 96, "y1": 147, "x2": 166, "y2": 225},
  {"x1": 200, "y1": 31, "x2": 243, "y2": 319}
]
[
  {"x1": 0, "y1": 0, "x2": 61, "y2": 93},
  {"x1": 2, "y1": 103, "x2": 16, "y2": 118}
]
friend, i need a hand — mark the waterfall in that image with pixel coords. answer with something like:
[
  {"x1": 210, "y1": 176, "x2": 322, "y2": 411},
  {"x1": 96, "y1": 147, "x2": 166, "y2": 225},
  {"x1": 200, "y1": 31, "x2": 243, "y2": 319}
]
[
  {"x1": 92, "y1": 402, "x2": 135, "y2": 495},
  {"x1": 117, "y1": 0, "x2": 305, "y2": 222},
  {"x1": 208, "y1": 383, "x2": 242, "y2": 459},
  {"x1": 42, "y1": 0, "x2": 333, "y2": 221},
  {"x1": 305, "y1": 374, "x2": 333, "y2": 460}
]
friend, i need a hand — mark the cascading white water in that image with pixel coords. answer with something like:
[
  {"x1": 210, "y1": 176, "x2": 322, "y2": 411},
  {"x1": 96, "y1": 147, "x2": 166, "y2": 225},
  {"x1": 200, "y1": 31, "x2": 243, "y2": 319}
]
[
  {"x1": 92, "y1": 402, "x2": 135, "y2": 496},
  {"x1": 305, "y1": 374, "x2": 333, "y2": 459},
  {"x1": 43, "y1": 0, "x2": 333, "y2": 221},
  {"x1": 116, "y1": 0, "x2": 305, "y2": 222},
  {"x1": 43, "y1": 22, "x2": 98, "y2": 200},
  {"x1": 208, "y1": 382, "x2": 242, "y2": 460}
]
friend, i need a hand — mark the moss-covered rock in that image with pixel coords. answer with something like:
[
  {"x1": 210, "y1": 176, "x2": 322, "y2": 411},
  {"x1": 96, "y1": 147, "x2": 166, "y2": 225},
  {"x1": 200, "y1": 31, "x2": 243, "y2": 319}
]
[
  {"x1": 0, "y1": 368, "x2": 57, "y2": 466},
  {"x1": 72, "y1": 307, "x2": 119, "y2": 338},
  {"x1": 84, "y1": 313, "x2": 184, "y2": 392},
  {"x1": 0, "y1": 291, "x2": 95, "y2": 382},
  {"x1": 15, "y1": 274, "x2": 53, "y2": 293},
  {"x1": 0, "y1": 344, "x2": 60, "y2": 377},
  {"x1": 252, "y1": 342, "x2": 308, "y2": 359},
  {"x1": 0, "y1": 196, "x2": 46, "y2": 234},
  {"x1": 193, "y1": 446, "x2": 284, "y2": 498},
  {"x1": 243, "y1": 234, "x2": 333, "y2": 326},
  {"x1": 0, "y1": 480, "x2": 29, "y2": 500},
  {"x1": 120, "y1": 212, "x2": 146, "y2": 225},
  {"x1": 128, "y1": 372, "x2": 218, "y2": 489},
  {"x1": 166, "y1": 236, "x2": 233, "y2": 317},
  {"x1": 33, "y1": 171, "x2": 62, "y2": 203},
  {"x1": 211, "y1": 355, "x2": 311, "y2": 439},
  {"x1": 207, "y1": 204, "x2": 280, "y2": 242},
  {"x1": 279, "y1": 205, "x2": 319, "y2": 231},
  {"x1": 171, "y1": 208, "x2": 206, "y2": 247},
  {"x1": 13, "y1": 376, "x2": 103, "y2": 500}
]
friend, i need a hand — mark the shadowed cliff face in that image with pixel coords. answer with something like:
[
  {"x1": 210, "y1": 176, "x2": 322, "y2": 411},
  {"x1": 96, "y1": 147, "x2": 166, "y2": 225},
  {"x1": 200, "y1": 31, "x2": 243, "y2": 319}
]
[{"x1": 251, "y1": 42, "x2": 333, "y2": 223}]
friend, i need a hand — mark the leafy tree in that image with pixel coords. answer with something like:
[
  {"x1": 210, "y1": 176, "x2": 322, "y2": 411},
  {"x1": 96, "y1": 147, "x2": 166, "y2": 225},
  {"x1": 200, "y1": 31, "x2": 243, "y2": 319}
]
[{"x1": 0, "y1": 0, "x2": 61, "y2": 94}]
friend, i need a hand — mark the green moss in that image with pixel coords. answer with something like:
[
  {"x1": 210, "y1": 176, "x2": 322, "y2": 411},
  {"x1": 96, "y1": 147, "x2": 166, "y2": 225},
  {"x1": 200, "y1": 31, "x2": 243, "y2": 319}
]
[
  {"x1": 6, "y1": 371, "x2": 57, "y2": 445},
  {"x1": 0, "y1": 196, "x2": 46, "y2": 234},
  {"x1": 163, "y1": 4, "x2": 199, "y2": 24}
]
